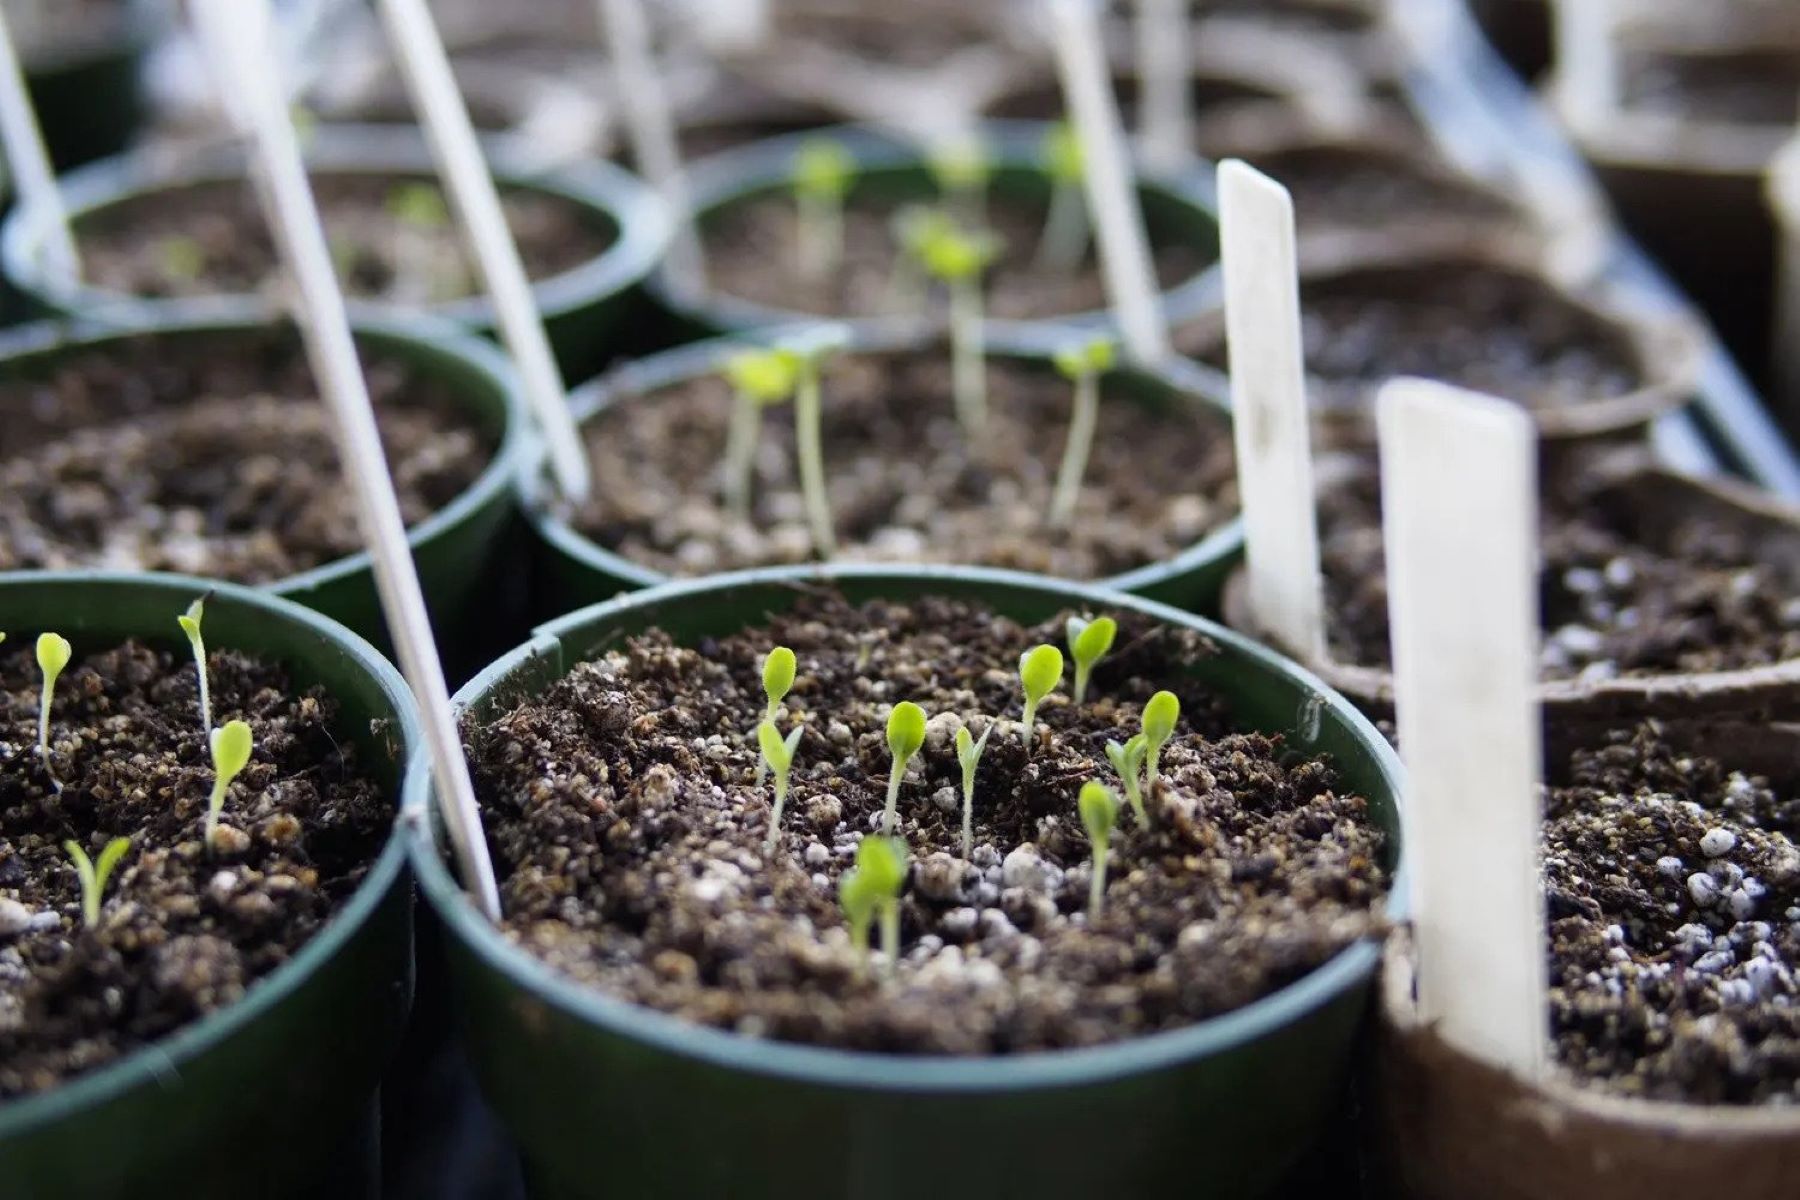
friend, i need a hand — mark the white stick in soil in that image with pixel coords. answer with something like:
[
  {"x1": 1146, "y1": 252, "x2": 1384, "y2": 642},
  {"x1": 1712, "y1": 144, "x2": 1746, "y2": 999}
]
[
  {"x1": 1379, "y1": 378, "x2": 1548, "y2": 1081},
  {"x1": 373, "y1": 0, "x2": 591, "y2": 505},
  {"x1": 1134, "y1": 0, "x2": 1194, "y2": 174},
  {"x1": 595, "y1": 0, "x2": 705, "y2": 283},
  {"x1": 1551, "y1": 0, "x2": 1619, "y2": 124},
  {"x1": 1046, "y1": 0, "x2": 1169, "y2": 364},
  {"x1": 188, "y1": 0, "x2": 503, "y2": 922},
  {"x1": 686, "y1": 0, "x2": 770, "y2": 53},
  {"x1": 0, "y1": 5, "x2": 76, "y2": 280},
  {"x1": 1219, "y1": 161, "x2": 1326, "y2": 664}
]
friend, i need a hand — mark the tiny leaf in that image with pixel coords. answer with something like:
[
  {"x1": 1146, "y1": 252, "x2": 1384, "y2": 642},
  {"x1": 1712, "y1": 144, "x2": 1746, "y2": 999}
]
[
  {"x1": 794, "y1": 137, "x2": 856, "y2": 200},
  {"x1": 762, "y1": 646, "x2": 797, "y2": 707},
  {"x1": 387, "y1": 181, "x2": 450, "y2": 228},
  {"x1": 1044, "y1": 121, "x2": 1085, "y2": 185},
  {"x1": 724, "y1": 349, "x2": 801, "y2": 406},
  {"x1": 36, "y1": 632, "x2": 70, "y2": 680},
  {"x1": 757, "y1": 720, "x2": 792, "y2": 774},
  {"x1": 1079, "y1": 780, "x2": 1119, "y2": 844},
  {"x1": 1018, "y1": 644, "x2": 1064, "y2": 705},
  {"x1": 839, "y1": 868, "x2": 878, "y2": 924},
  {"x1": 1070, "y1": 615, "x2": 1117, "y2": 670},
  {"x1": 856, "y1": 835, "x2": 909, "y2": 896},
  {"x1": 1143, "y1": 691, "x2": 1180, "y2": 745},
  {"x1": 886, "y1": 701, "x2": 927, "y2": 763},
  {"x1": 211, "y1": 719, "x2": 254, "y2": 784}
]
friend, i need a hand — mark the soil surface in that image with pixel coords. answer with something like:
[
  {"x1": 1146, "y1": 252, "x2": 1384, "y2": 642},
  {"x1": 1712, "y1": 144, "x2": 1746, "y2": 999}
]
[
  {"x1": 700, "y1": 188, "x2": 1211, "y2": 322},
  {"x1": 1218, "y1": 143, "x2": 1520, "y2": 238},
  {"x1": 1315, "y1": 456, "x2": 1800, "y2": 681},
  {"x1": 0, "y1": 638, "x2": 391, "y2": 1098},
  {"x1": 0, "y1": 330, "x2": 495, "y2": 582},
  {"x1": 1177, "y1": 260, "x2": 1644, "y2": 414},
  {"x1": 1622, "y1": 48, "x2": 1800, "y2": 126},
  {"x1": 568, "y1": 348, "x2": 1238, "y2": 579},
  {"x1": 1547, "y1": 724, "x2": 1800, "y2": 1104},
  {"x1": 985, "y1": 74, "x2": 1286, "y2": 126},
  {"x1": 472, "y1": 591, "x2": 1390, "y2": 1055},
  {"x1": 7, "y1": 0, "x2": 127, "y2": 60},
  {"x1": 77, "y1": 175, "x2": 615, "y2": 307}
]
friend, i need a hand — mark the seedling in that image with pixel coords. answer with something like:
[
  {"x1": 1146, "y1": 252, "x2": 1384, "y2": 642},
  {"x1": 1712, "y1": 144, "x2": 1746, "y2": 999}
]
[
  {"x1": 839, "y1": 868, "x2": 878, "y2": 979},
  {"x1": 1064, "y1": 612, "x2": 1117, "y2": 705},
  {"x1": 205, "y1": 718, "x2": 254, "y2": 852},
  {"x1": 854, "y1": 833, "x2": 908, "y2": 975},
  {"x1": 915, "y1": 223, "x2": 1001, "y2": 441},
  {"x1": 1049, "y1": 337, "x2": 1117, "y2": 529},
  {"x1": 1035, "y1": 121, "x2": 1090, "y2": 273},
  {"x1": 159, "y1": 235, "x2": 205, "y2": 283},
  {"x1": 63, "y1": 837, "x2": 131, "y2": 929},
  {"x1": 1017, "y1": 643, "x2": 1063, "y2": 754},
  {"x1": 762, "y1": 645, "x2": 796, "y2": 719},
  {"x1": 35, "y1": 632, "x2": 69, "y2": 792},
  {"x1": 785, "y1": 323, "x2": 852, "y2": 559},
  {"x1": 387, "y1": 181, "x2": 451, "y2": 229},
  {"x1": 929, "y1": 135, "x2": 992, "y2": 226},
  {"x1": 758, "y1": 718, "x2": 806, "y2": 854},
  {"x1": 954, "y1": 721, "x2": 993, "y2": 858},
  {"x1": 883, "y1": 204, "x2": 953, "y2": 314},
  {"x1": 883, "y1": 701, "x2": 927, "y2": 835},
  {"x1": 1079, "y1": 780, "x2": 1119, "y2": 920},
  {"x1": 720, "y1": 348, "x2": 801, "y2": 521},
  {"x1": 177, "y1": 594, "x2": 213, "y2": 735},
  {"x1": 1105, "y1": 734, "x2": 1149, "y2": 826},
  {"x1": 1141, "y1": 690, "x2": 1180, "y2": 793},
  {"x1": 792, "y1": 136, "x2": 855, "y2": 281}
]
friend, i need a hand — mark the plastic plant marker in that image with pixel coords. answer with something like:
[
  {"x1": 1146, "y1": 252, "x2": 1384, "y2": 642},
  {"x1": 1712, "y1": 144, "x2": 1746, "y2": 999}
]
[
  {"x1": 687, "y1": 0, "x2": 770, "y2": 51},
  {"x1": 1219, "y1": 160, "x2": 1327, "y2": 666},
  {"x1": 1551, "y1": 0, "x2": 1618, "y2": 124},
  {"x1": 1378, "y1": 378, "x2": 1547, "y2": 1080},
  {"x1": 1045, "y1": 0, "x2": 1168, "y2": 364},
  {"x1": 371, "y1": 0, "x2": 591, "y2": 504},
  {"x1": 1134, "y1": 0, "x2": 1194, "y2": 173},
  {"x1": 0, "y1": 5, "x2": 77, "y2": 280},
  {"x1": 189, "y1": 0, "x2": 503, "y2": 919},
  {"x1": 177, "y1": 594, "x2": 212, "y2": 735}
]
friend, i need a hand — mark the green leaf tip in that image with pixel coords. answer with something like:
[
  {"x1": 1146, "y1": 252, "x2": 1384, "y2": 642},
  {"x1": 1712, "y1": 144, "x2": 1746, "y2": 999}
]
[
  {"x1": 886, "y1": 701, "x2": 927, "y2": 763},
  {"x1": 929, "y1": 136, "x2": 992, "y2": 192},
  {"x1": 65, "y1": 836, "x2": 132, "y2": 929},
  {"x1": 1018, "y1": 644, "x2": 1064, "y2": 705},
  {"x1": 35, "y1": 632, "x2": 70, "y2": 680},
  {"x1": 839, "y1": 868, "x2": 879, "y2": 925},
  {"x1": 1044, "y1": 121, "x2": 1085, "y2": 185},
  {"x1": 917, "y1": 224, "x2": 1001, "y2": 283},
  {"x1": 387, "y1": 181, "x2": 450, "y2": 228},
  {"x1": 177, "y1": 596, "x2": 204, "y2": 643},
  {"x1": 1052, "y1": 336, "x2": 1116, "y2": 381},
  {"x1": 1079, "y1": 780, "x2": 1119, "y2": 844},
  {"x1": 793, "y1": 137, "x2": 856, "y2": 199},
  {"x1": 1066, "y1": 614, "x2": 1117, "y2": 705},
  {"x1": 855, "y1": 834, "x2": 909, "y2": 897},
  {"x1": 762, "y1": 646, "x2": 797, "y2": 708},
  {"x1": 758, "y1": 719, "x2": 802, "y2": 774},
  {"x1": 724, "y1": 347, "x2": 801, "y2": 405},
  {"x1": 211, "y1": 719, "x2": 253, "y2": 784},
  {"x1": 1143, "y1": 691, "x2": 1180, "y2": 744}
]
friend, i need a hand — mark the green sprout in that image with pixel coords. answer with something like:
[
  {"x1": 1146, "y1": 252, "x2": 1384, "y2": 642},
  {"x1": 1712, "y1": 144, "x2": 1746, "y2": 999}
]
[
  {"x1": 1105, "y1": 733, "x2": 1149, "y2": 826},
  {"x1": 758, "y1": 718, "x2": 806, "y2": 854},
  {"x1": 720, "y1": 347, "x2": 801, "y2": 521},
  {"x1": 882, "y1": 701, "x2": 927, "y2": 835},
  {"x1": 753, "y1": 645, "x2": 798, "y2": 784},
  {"x1": 205, "y1": 719, "x2": 254, "y2": 853},
  {"x1": 1016, "y1": 644, "x2": 1063, "y2": 754},
  {"x1": 929, "y1": 134, "x2": 992, "y2": 225},
  {"x1": 177, "y1": 594, "x2": 212, "y2": 735},
  {"x1": 883, "y1": 204, "x2": 953, "y2": 314},
  {"x1": 846, "y1": 834, "x2": 908, "y2": 976},
  {"x1": 1065, "y1": 613, "x2": 1118, "y2": 706},
  {"x1": 1078, "y1": 780, "x2": 1119, "y2": 920},
  {"x1": 793, "y1": 137, "x2": 855, "y2": 281},
  {"x1": 954, "y1": 721, "x2": 993, "y2": 858},
  {"x1": 839, "y1": 869, "x2": 879, "y2": 979},
  {"x1": 1048, "y1": 336, "x2": 1117, "y2": 529},
  {"x1": 63, "y1": 837, "x2": 131, "y2": 929},
  {"x1": 915, "y1": 224, "x2": 1001, "y2": 442},
  {"x1": 387, "y1": 181, "x2": 451, "y2": 229},
  {"x1": 158, "y1": 235, "x2": 205, "y2": 283},
  {"x1": 1141, "y1": 690, "x2": 1180, "y2": 794},
  {"x1": 785, "y1": 323, "x2": 851, "y2": 559},
  {"x1": 36, "y1": 633, "x2": 70, "y2": 792},
  {"x1": 1035, "y1": 120, "x2": 1089, "y2": 273}
]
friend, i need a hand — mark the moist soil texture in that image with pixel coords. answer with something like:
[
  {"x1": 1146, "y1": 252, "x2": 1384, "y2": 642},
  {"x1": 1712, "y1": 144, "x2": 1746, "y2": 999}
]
[
  {"x1": 471, "y1": 591, "x2": 1391, "y2": 1055},
  {"x1": 77, "y1": 175, "x2": 614, "y2": 307},
  {"x1": 700, "y1": 189, "x2": 1210, "y2": 322},
  {"x1": 568, "y1": 349, "x2": 1239, "y2": 579},
  {"x1": 1178, "y1": 261, "x2": 1644, "y2": 414},
  {"x1": 0, "y1": 638, "x2": 390, "y2": 1098},
  {"x1": 985, "y1": 75, "x2": 1286, "y2": 127},
  {"x1": 0, "y1": 330, "x2": 495, "y2": 582},
  {"x1": 1622, "y1": 48, "x2": 1800, "y2": 126},
  {"x1": 1220, "y1": 143, "x2": 1520, "y2": 237},
  {"x1": 1547, "y1": 724, "x2": 1800, "y2": 1104},
  {"x1": 1315, "y1": 456, "x2": 1800, "y2": 681}
]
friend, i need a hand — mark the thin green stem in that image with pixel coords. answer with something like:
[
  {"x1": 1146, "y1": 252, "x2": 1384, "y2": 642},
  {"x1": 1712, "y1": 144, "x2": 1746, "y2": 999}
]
[
  {"x1": 37, "y1": 685, "x2": 58, "y2": 793},
  {"x1": 723, "y1": 389, "x2": 760, "y2": 521},
  {"x1": 879, "y1": 899, "x2": 900, "y2": 975},
  {"x1": 1123, "y1": 775, "x2": 1147, "y2": 827},
  {"x1": 1088, "y1": 843, "x2": 1108, "y2": 920},
  {"x1": 796, "y1": 194, "x2": 843, "y2": 281},
  {"x1": 764, "y1": 770, "x2": 789, "y2": 855},
  {"x1": 1036, "y1": 180, "x2": 1089, "y2": 273},
  {"x1": 1020, "y1": 697, "x2": 1039, "y2": 754},
  {"x1": 961, "y1": 778, "x2": 975, "y2": 859},
  {"x1": 794, "y1": 367, "x2": 837, "y2": 558},
  {"x1": 950, "y1": 278, "x2": 988, "y2": 441},
  {"x1": 204, "y1": 776, "x2": 228, "y2": 850},
  {"x1": 851, "y1": 921, "x2": 869, "y2": 980},
  {"x1": 884, "y1": 761, "x2": 904, "y2": 835},
  {"x1": 1049, "y1": 370, "x2": 1099, "y2": 528},
  {"x1": 1147, "y1": 745, "x2": 1163, "y2": 794}
]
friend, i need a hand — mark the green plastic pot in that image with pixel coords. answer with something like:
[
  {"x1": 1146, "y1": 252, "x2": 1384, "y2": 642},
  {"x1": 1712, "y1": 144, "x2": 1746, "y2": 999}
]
[
  {"x1": 0, "y1": 570, "x2": 421, "y2": 1200},
  {"x1": 0, "y1": 307, "x2": 526, "y2": 663},
  {"x1": 648, "y1": 122, "x2": 1223, "y2": 351},
  {"x1": 406, "y1": 564, "x2": 1407, "y2": 1200},
  {"x1": 522, "y1": 327, "x2": 1245, "y2": 619},
  {"x1": 0, "y1": 124, "x2": 673, "y2": 380}
]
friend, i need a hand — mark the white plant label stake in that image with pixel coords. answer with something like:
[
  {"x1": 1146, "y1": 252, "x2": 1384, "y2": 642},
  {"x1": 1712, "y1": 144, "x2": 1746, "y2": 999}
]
[
  {"x1": 1219, "y1": 161, "x2": 1324, "y2": 664},
  {"x1": 1046, "y1": 0, "x2": 1168, "y2": 364},
  {"x1": 0, "y1": 5, "x2": 75, "y2": 279},
  {"x1": 1134, "y1": 0, "x2": 1194, "y2": 174},
  {"x1": 1552, "y1": 0, "x2": 1618, "y2": 125},
  {"x1": 374, "y1": 0, "x2": 591, "y2": 504},
  {"x1": 1379, "y1": 379, "x2": 1547, "y2": 1080},
  {"x1": 189, "y1": 0, "x2": 503, "y2": 921},
  {"x1": 687, "y1": 0, "x2": 770, "y2": 52}
]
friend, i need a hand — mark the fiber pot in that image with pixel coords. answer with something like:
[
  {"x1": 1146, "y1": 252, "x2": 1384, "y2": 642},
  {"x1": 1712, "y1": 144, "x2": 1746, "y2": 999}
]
[
  {"x1": 647, "y1": 122, "x2": 1223, "y2": 350},
  {"x1": 0, "y1": 124, "x2": 673, "y2": 380},
  {"x1": 0, "y1": 307, "x2": 526, "y2": 663},
  {"x1": 0, "y1": 570, "x2": 420, "y2": 1200},
  {"x1": 406, "y1": 563, "x2": 1406, "y2": 1200},
  {"x1": 520, "y1": 327, "x2": 1245, "y2": 617}
]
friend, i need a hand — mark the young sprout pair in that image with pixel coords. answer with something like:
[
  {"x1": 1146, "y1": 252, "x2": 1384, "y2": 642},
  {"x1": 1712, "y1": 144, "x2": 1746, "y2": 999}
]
[
  {"x1": 1049, "y1": 336, "x2": 1117, "y2": 529},
  {"x1": 177, "y1": 597, "x2": 257, "y2": 854},
  {"x1": 757, "y1": 647, "x2": 803, "y2": 853},
  {"x1": 1105, "y1": 691, "x2": 1180, "y2": 826},
  {"x1": 793, "y1": 137, "x2": 855, "y2": 282},
  {"x1": 839, "y1": 834, "x2": 907, "y2": 979},
  {"x1": 63, "y1": 837, "x2": 132, "y2": 929}
]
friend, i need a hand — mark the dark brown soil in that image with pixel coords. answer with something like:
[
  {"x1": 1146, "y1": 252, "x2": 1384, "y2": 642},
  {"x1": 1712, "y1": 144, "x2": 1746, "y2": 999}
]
[
  {"x1": 1177, "y1": 260, "x2": 1644, "y2": 414},
  {"x1": 568, "y1": 348, "x2": 1238, "y2": 579},
  {"x1": 77, "y1": 175, "x2": 615, "y2": 307},
  {"x1": 1217, "y1": 143, "x2": 1520, "y2": 237},
  {"x1": 0, "y1": 637, "x2": 391, "y2": 1098},
  {"x1": 700, "y1": 189, "x2": 1211, "y2": 322},
  {"x1": 1547, "y1": 725, "x2": 1800, "y2": 1104},
  {"x1": 1622, "y1": 48, "x2": 1800, "y2": 126},
  {"x1": 0, "y1": 330, "x2": 495, "y2": 583},
  {"x1": 472, "y1": 591, "x2": 1390, "y2": 1055},
  {"x1": 771, "y1": 8, "x2": 1010, "y2": 69},
  {"x1": 1315, "y1": 456, "x2": 1800, "y2": 680},
  {"x1": 9, "y1": 0, "x2": 127, "y2": 61},
  {"x1": 985, "y1": 74, "x2": 1287, "y2": 126}
]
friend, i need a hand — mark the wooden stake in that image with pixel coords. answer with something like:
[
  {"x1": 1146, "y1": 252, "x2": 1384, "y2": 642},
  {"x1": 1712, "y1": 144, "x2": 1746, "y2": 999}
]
[
  {"x1": 0, "y1": 5, "x2": 76, "y2": 279},
  {"x1": 1134, "y1": 0, "x2": 1194, "y2": 174},
  {"x1": 1379, "y1": 379, "x2": 1547, "y2": 1080},
  {"x1": 1219, "y1": 161, "x2": 1325, "y2": 664},
  {"x1": 189, "y1": 0, "x2": 503, "y2": 922}
]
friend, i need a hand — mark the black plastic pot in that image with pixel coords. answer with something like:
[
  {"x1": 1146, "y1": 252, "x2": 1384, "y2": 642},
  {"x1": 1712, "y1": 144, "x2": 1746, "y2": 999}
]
[
  {"x1": 0, "y1": 571, "x2": 420, "y2": 1200},
  {"x1": 406, "y1": 563, "x2": 1406, "y2": 1200},
  {"x1": 0, "y1": 125, "x2": 673, "y2": 381}
]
